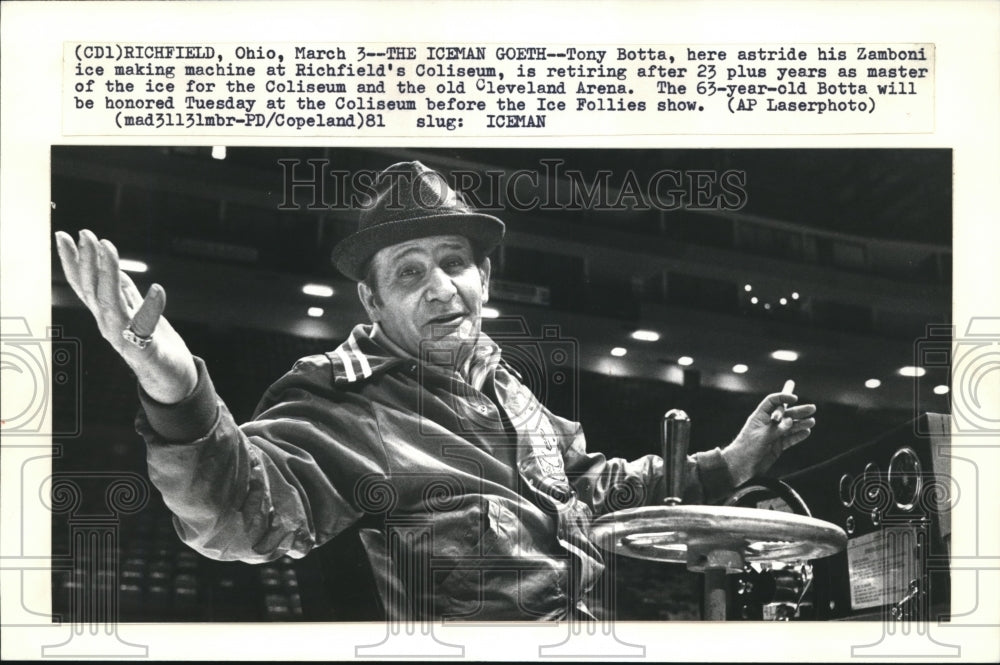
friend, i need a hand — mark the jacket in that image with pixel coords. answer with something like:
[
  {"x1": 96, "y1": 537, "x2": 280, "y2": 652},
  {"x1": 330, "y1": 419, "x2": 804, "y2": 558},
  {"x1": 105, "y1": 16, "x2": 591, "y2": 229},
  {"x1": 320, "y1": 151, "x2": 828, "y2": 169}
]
[{"x1": 135, "y1": 324, "x2": 735, "y2": 620}]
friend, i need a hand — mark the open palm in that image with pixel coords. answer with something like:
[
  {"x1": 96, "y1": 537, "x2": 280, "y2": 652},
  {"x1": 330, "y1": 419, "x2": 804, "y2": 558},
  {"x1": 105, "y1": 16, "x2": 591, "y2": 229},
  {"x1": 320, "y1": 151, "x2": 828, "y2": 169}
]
[{"x1": 55, "y1": 230, "x2": 197, "y2": 404}]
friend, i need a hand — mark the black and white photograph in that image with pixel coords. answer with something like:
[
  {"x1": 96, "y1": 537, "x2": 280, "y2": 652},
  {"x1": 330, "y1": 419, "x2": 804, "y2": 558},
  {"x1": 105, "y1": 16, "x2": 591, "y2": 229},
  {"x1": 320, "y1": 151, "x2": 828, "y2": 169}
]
[
  {"x1": 47, "y1": 146, "x2": 953, "y2": 624},
  {"x1": 2, "y1": 1, "x2": 999, "y2": 661}
]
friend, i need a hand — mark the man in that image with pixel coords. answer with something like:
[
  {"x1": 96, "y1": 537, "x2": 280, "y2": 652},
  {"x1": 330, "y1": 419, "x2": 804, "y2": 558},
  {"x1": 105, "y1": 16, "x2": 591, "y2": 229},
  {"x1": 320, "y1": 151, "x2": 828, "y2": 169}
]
[{"x1": 54, "y1": 160, "x2": 816, "y2": 621}]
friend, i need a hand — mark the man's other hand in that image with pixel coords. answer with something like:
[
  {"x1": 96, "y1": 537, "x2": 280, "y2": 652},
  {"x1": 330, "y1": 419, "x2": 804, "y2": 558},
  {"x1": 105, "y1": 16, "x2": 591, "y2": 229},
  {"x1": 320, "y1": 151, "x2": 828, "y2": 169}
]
[
  {"x1": 55, "y1": 230, "x2": 197, "y2": 404},
  {"x1": 721, "y1": 391, "x2": 817, "y2": 487}
]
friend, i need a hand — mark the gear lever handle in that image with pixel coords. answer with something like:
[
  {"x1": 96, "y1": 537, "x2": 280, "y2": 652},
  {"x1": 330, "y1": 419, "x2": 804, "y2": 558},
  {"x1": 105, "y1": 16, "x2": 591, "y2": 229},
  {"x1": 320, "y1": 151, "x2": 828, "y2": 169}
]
[{"x1": 662, "y1": 409, "x2": 690, "y2": 505}]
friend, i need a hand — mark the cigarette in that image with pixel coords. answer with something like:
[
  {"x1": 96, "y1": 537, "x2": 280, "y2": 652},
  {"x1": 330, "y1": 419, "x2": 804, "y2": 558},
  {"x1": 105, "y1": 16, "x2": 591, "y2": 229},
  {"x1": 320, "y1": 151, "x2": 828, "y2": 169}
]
[{"x1": 770, "y1": 380, "x2": 796, "y2": 424}]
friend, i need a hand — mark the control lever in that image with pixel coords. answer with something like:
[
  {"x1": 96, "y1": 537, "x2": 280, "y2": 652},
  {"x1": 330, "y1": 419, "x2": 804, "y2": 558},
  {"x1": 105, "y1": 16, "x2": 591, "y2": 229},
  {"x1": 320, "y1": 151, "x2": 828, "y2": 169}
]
[
  {"x1": 662, "y1": 409, "x2": 690, "y2": 505},
  {"x1": 890, "y1": 579, "x2": 920, "y2": 619},
  {"x1": 593, "y1": 405, "x2": 846, "y2": 624}
]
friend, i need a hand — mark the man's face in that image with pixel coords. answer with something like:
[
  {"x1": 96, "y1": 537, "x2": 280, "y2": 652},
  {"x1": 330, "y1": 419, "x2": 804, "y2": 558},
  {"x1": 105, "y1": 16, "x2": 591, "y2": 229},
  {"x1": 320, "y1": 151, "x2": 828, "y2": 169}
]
[{"x1": 359, "y1": 235, "x2": 491, "y2": 362}]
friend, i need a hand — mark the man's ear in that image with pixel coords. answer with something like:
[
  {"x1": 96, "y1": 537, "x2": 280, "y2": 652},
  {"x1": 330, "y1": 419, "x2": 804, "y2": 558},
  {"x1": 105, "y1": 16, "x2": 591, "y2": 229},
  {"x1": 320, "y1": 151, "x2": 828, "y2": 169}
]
[
  {"x1": 479, "y1": 257, "x2": 491, "y2": 303},
  {"x1": 358, "y1": 281, "x2": 380, "y2": 322}
]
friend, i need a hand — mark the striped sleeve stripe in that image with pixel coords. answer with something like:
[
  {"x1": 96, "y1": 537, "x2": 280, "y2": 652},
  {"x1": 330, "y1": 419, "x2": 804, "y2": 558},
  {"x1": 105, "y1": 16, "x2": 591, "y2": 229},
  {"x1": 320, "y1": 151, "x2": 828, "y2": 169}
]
[
  {"x1": 335, "y1": 345, "x2": 357, "y2": 382},
  {"x1": 347, "y1": 331, "x2": 373, "y2": 379}
]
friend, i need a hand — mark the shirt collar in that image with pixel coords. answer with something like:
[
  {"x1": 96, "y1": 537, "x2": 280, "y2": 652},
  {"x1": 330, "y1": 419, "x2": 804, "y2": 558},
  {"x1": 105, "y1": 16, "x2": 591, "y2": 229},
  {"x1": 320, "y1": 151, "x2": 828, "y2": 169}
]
[{"x1": 466, "y1": 333, "x2": 503, "y2": 391}]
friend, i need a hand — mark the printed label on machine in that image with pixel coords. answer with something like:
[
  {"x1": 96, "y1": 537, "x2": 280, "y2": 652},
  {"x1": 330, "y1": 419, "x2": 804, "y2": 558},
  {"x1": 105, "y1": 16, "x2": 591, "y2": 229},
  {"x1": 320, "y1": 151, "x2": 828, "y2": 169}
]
[{"x1": 846, "y1": 528, "x2": 917, "y2": 610}]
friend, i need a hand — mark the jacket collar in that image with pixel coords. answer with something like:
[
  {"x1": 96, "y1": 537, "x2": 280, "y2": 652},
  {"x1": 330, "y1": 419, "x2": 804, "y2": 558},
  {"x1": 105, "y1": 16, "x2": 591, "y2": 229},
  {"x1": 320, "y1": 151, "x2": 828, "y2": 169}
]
[
  {"x1": 327, "y1": 323, "x2": 505, "y2": 388},
  {"x1": 326, "y1": 324, "x2": 408, "y2": 385}
]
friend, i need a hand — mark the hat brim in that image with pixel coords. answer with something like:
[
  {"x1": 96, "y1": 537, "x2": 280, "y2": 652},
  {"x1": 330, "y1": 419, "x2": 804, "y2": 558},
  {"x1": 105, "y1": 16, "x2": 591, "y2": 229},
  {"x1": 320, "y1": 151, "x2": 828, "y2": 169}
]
[{"x1": 331, "y1": 212, "x2": 505, "y2": 281}]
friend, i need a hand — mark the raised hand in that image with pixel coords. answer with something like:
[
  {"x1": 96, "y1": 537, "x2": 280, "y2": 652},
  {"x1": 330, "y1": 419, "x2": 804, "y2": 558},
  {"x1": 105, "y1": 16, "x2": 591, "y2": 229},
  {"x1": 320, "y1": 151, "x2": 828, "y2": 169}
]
[
  {"x1": 721, "y1": 390, "x2": 817, "y2": 487},
  {"x1": 54, "y1": 230, "x2": 198, "y2": 404}
]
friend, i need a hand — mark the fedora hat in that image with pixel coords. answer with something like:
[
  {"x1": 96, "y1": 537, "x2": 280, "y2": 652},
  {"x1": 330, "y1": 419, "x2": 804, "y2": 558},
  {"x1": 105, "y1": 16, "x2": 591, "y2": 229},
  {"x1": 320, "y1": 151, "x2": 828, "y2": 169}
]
[{"x1": 331, "y1": 161, "x2": 505, "y2": 281}]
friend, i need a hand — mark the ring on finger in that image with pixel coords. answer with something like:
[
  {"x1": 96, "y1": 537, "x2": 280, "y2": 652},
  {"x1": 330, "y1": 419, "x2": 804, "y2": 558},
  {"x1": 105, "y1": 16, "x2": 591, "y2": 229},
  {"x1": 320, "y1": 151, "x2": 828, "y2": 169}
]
[{"x1": 122, "y1": 321, "x2": 153, "y2": 350}]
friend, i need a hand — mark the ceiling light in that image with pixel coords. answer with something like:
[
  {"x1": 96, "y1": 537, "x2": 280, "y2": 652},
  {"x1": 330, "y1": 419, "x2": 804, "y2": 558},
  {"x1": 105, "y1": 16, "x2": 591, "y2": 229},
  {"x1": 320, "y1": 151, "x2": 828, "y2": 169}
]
[
  {"x1": 764, "y1": 303, "x2": 772, "y2": 310},
  {"x1": 307, "y1": 307, "x2": 324, "y2": 318},
  {"x1": 631, "y1": 330, "x2": 660, "y2": 342},
  {"x1": 865, "y1": 378, "x2": 881, "y2": 389},
  {"x1": 732, "y1": 364, "x2": 749, "y2": 374},
  {"x1": 779, "y1": 297, "x2": 788, "y2": 306},
  {"x1": 302, "y1": 283, "x2": 334, "y2": 297},
  {"x1": 750, "y1": 296, "x2": 759, "y2": 304},
  {"x1": 744, "y1": 284, "x2": 752, "y2": 292},
  {"x1": 611, "y1": 347, "x2": 627, "y2": 357},
  {"x1": 933, "y1": 385, "x2": 949, "y2": 395},
  {"x1": 791, "y1": 292, "x2": 800, "y2": 300},
  {"x1": 771, "y1": 350, "x2": 799, "y2": 362},
  {"x1": 677, "y1": 356, "x2": 694, "y2": 366},
  {"x1": 482, "y1": 306, "x2": 500, "y2": 319},
  {"x1": 119, "y1": 259, "x2": 148, "y2": 273},
  {"x1": 211, "y1": 146, "x2": 227, "y2": 160},
  {"x1": 898, "y1": 366, "x2": 926, "y2": 377}
]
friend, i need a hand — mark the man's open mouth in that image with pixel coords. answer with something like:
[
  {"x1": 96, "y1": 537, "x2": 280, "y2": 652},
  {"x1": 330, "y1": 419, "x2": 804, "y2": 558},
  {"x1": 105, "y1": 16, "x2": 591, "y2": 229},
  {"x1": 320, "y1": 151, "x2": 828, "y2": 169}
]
[{"x1": 427, "y1": 312, "x2": 466, "y2": 326}]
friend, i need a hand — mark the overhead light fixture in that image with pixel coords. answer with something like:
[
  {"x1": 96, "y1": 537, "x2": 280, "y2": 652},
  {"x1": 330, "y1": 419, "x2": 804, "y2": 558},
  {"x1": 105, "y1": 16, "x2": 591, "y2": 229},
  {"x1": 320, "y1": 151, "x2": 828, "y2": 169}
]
[
  {"x1": 307, "y1": 307, "x2": 324, "y2": 318},
  {"x1": 933, "y1": 385, "x2": 949, "y2": 395},
  {"x1": 865, "y1": 378, "x2": 881, "y2": 389},
  {"x1": 631, "y1": 330, "x2": 660, "y2": 342},
  {"x1": 779, "y1": 297, "x2": 788, "y2": 306},
  {"x1": 611, "y1": 347, "x2": 627, "y2": 357},
  {"x1": 750, "y1": 296, "x2": 759, "y2": 305},
  {"x1": 744, "y1": 284, "x2": 752, "y2": 292},
  {"x1": 677, "y1": 356, "x2": 694, "y2": 366},
  {"x1": 732, "y1": 364, "x2": 749, "y2": 374},
  {"x1": 119, "y1": 259, "x2": 148, "y2": 273},
  {"x1": 482, "y1": 306, "x2": 500, "y2": 319},
  {"x1": 771, "y1": 350, "x2": 799, "y2": 362},
  {"x1": 898, "y1": 366, "x2": 926, "y2": 377},
  {"x1": 764, "y1": 303, "x2": 772, "y2": 310},
  {"x1": 302, "y1": 283, "x2": 334, "y2": 297},
  {"x1": 791, "y1": 292, "x2": 800, "y2": 300},
  {"x1": 211, "y1": 146, "x2": 227, "y2": 160}
]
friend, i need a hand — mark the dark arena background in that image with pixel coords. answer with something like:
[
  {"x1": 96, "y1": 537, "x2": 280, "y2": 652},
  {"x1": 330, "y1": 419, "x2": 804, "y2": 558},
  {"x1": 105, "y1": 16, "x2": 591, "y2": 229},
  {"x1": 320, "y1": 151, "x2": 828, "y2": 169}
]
[{"x1": 49, "y1": 146, "x2": 952, "y2": 622}]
